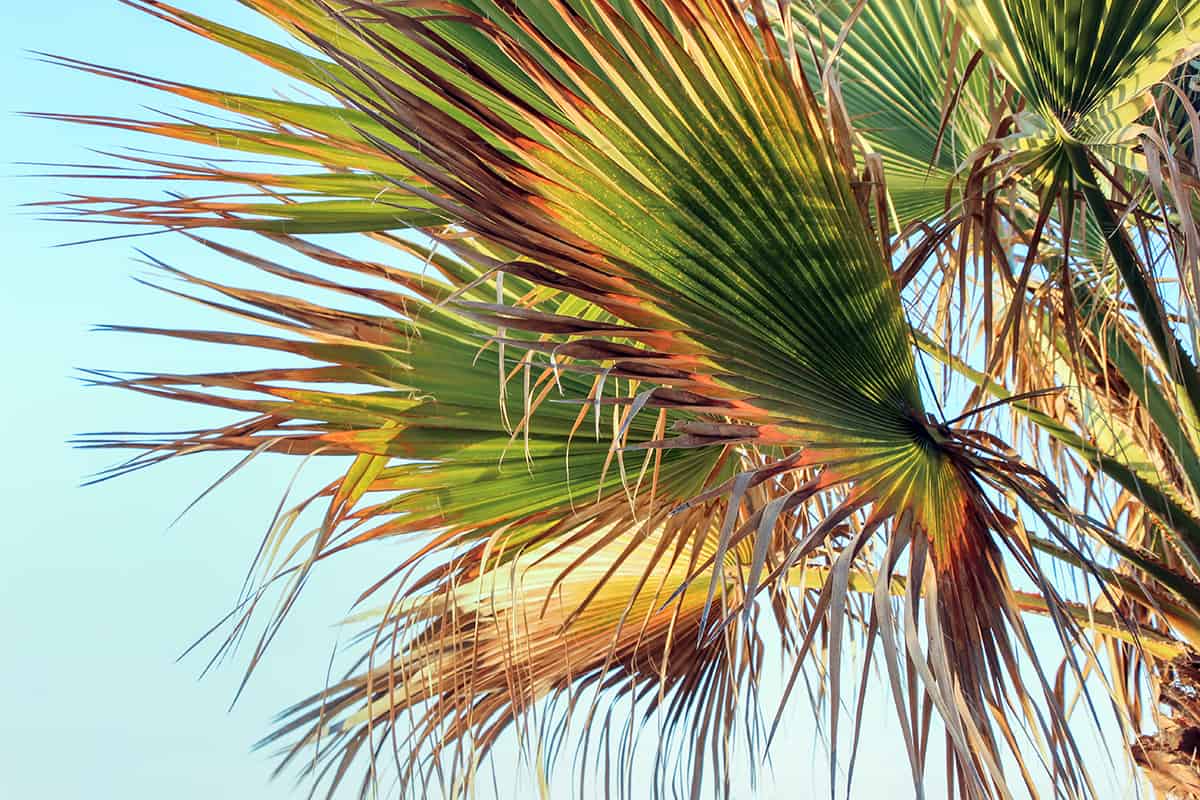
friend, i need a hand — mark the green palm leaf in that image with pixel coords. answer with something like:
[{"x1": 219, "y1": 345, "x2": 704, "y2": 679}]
[
  {"x1": 949, "y1": 0, "x2": 1200, "y2": 175},
  {"x1": 789, "y1": 0, "x2": 993, "y2": 226}
]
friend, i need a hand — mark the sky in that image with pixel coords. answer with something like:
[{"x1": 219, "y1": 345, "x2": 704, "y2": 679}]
[{"x1": 0, "y1": 3, "x2": 1143, "y2": 799}]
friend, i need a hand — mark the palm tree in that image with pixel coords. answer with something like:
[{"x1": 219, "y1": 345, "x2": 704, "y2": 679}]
[{"x1": 41, "y1": 0, "x2": 1200, "y2": 796}]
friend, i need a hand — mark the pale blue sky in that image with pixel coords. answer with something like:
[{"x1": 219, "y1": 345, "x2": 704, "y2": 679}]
[{"x1": 1, "y1": 3, "x2": 1139, "y2": 798}]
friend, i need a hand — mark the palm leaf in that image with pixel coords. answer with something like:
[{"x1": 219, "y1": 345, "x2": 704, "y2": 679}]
[
  {"x1": 789, "y1": 0, "x2": 994, "y2": 227},
  {"x1": 948, "y1": 0, "x2": 1200, "y2": 180}
]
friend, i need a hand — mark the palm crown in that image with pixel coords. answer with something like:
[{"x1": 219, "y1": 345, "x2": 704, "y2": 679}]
[{"x1": 42, "y1": 0, "x2": 1200, "y2": 797}]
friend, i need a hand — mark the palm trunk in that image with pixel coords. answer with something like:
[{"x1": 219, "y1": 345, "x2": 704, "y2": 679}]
[{"x1": 1135, "y1": 654, "x2": 1200, "y2": 799}]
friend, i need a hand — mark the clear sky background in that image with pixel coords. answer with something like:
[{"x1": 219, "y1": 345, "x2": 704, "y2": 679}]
[{"x1": 1, "y1": 3, "x2": 1142, "y2": 799}]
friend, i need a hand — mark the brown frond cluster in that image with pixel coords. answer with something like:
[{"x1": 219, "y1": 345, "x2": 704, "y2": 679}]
[{"x1": 262, "y1": 498, "x2": 769, "y2": 798}]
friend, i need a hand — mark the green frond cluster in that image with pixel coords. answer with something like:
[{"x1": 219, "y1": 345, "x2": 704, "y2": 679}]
[{"x1": 44, "y1": 0, "x2": 1200, "y2": 798}]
